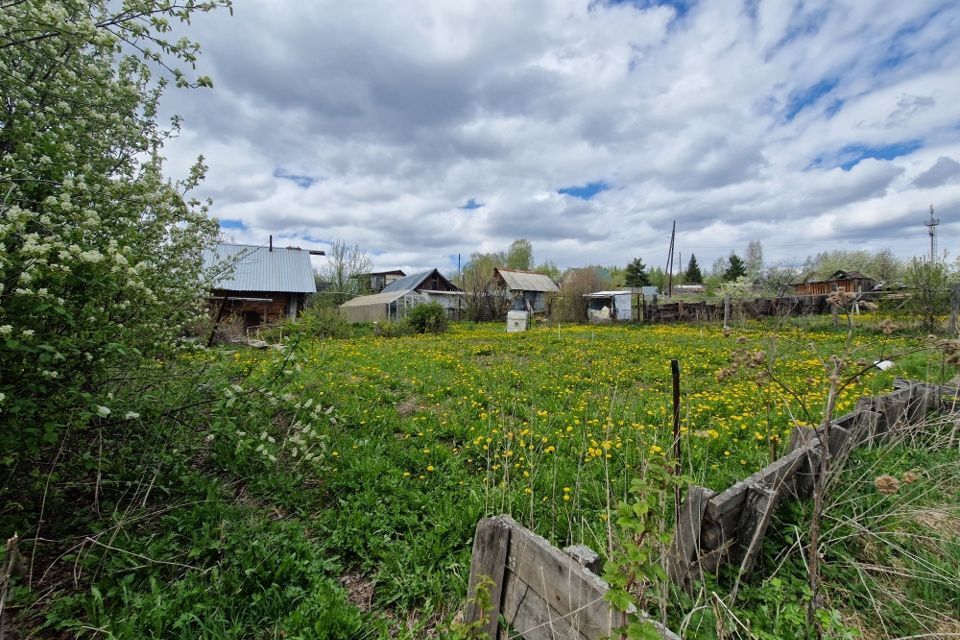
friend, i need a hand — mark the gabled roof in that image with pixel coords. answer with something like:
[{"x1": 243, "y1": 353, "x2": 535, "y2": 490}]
[
  {"x1": 204, "y1": 243, "x2": 317, "y2": 293},
  {"x1": 584, "y1": 290, "x2": 633, "y2": 298},
  {"x1": 494, "y1": 268, "x2": 560, "y2": 293},
  {"x1": 381, "y1": 269, "x2": 459, "y2": 294},
  {"x1": 828, "y1": 269, "x2": 871, "y2": 281},
  {"x1": 339, "y1": 289, "x2": 412, "y2": 307}
]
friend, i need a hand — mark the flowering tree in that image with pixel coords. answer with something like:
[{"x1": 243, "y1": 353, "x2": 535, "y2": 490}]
[{"x1": 0, "y1": 2, "x2": 229, "y2": 462}]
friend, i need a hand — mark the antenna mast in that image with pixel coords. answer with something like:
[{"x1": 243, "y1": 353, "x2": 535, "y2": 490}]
[
  {"x1": 665, "y1": 221, "x2": 676, "y2": 296},
  {"x1": 925, "y1": 204, "x2": 939, "y2": 262}
]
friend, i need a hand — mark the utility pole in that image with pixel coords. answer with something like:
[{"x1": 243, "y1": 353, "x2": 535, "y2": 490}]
[
  {"x1": 665, "y1": 221, "x2": 676, "y2": 296},
  {"x1": 925, "y1": 204, "x2": 939, "y2": 263}
]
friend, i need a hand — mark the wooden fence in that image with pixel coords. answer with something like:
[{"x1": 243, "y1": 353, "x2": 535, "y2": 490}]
[
  {"x1": 668, "y1": 380, "x2": 957, "y2": 588},
  {"x1": 464, "y1": 515, "x2": 679, "y2": 639},
  {"x1": 464, "y1": 380, "x2": 957, "y2": 638}
]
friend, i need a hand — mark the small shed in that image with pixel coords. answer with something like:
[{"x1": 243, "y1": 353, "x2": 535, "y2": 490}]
[
  {"x1": 793, "y1": 270, "x2": 876, "y2": 296},
  {"x1": 204, "y1": 242, "x2": 318, "y2": 328},
  {"x1": 585, "y1": 290, "x2": 634, "y2": 323},
  {"x1": 493, "y1": 268, "x2": 559, "y2": 313},
  {"x1": 340, "y1": 268, "x2": 462, "y2": 322},
  {"x1": 361, "y1": 269, "x2": 406, "y2": 293}
]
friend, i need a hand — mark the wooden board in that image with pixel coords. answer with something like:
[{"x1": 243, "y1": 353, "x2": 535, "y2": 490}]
[
  {"x1": 465, "y1": 517, "x2": 512, "y2": 638},
  {"x1": 667, "y1": 485, "x2": 714, "y2": 591},
  {"x1": 704, "y1": 443, "x2": 813, "y2": 548}
]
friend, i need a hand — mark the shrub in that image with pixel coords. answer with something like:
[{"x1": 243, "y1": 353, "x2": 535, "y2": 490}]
[
  {"x1": 406, "y1": 302, "x2": 450, "y2": 334},
  {"x1": 374, "y1": 320, "x2": 415, "y2": 338},
  {"x1": 275, "y1": 305, "x2": 353, "y2": 340}
]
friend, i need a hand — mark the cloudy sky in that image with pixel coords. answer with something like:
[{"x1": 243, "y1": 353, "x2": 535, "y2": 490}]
[{"x1": 161, "y1": 0, "x2": 960, "y2": 275}]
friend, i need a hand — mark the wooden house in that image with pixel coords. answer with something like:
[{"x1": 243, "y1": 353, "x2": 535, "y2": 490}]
[
  {"x1": 339, "y1": 268, "x2": 462, "y2": 322},
  {"x1": 493, "y1": 268, "x2": 559, "y2": 313},
  {"x1": 793, "y1": 270, "x2": 876, "y2": 296},
  {"x1": 204, "y1": 241, "x2": 319, "y2": 328}
]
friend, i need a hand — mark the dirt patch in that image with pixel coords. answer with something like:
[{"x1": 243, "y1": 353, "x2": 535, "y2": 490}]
[
  {"x1": 339, "y1": 571, "x2": 376, "y2": 612},
  {"x1": 913, "y1": 507, "x2": 960, "y2": 536},
  {"x1": 396, "y1": 396, "x2": 420, "y2": 418}
]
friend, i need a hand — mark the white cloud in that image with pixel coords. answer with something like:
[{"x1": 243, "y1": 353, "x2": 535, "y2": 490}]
[{"x1": 161, "y1": 0, "x2": 960, "y2": 273}]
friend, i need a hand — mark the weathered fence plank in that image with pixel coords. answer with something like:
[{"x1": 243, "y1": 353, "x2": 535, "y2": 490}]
[
  {"x1": 466, "y1": 517, "x2": 512, "y2": 638},
  {"x1": 667, "y1": 485, "x2": 714, "y2": 592},
  {"x1": 464, "y1": 516, "x2": 679, "y2": 640}
]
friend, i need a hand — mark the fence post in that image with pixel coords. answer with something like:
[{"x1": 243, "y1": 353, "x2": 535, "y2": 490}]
[{"x1": 464, "y1": 518, "x2": 511, "y2": 639}]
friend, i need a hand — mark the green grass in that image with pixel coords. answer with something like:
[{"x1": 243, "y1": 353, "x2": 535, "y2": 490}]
[{"x1": 8, "y1": 316, "x2": 957, "y2": 639}]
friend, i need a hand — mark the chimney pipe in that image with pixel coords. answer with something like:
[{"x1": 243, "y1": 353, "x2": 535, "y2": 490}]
[{"x1": 269, "y1": 235, "x2": 273, "y2": 252}]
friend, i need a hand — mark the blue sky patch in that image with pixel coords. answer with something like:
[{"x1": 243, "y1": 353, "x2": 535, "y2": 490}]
[
  {"x1": 557, "y1": 181, "x2": 610, "y2": 200},
  {"x1": 273, "y1": 168, "x2": 317, "y2": 188},
  {"x1": 219, "y1": 218, "x2": 246, "y2": 230},
  {"x1": 834, "y1": 141, "x2": 923, "y2": 170},
  {"x1": 784, "y1": 77, "x2": 837, "y2": 120},
  {"x1": 460, "y1": 198, "x2": 484, "y2": 210},
  {"x1": 603, "y1": 0, "x2": 695, "y2": 17}
]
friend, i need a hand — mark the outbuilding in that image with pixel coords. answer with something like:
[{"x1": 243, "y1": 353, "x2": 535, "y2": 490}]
[
  {"x1": 204, "y1": 242, "x2": 319, "y2": 328},
  {"x1": 493, "y1": 268, "x2": 559, "y2": 313},
  {"x1": 340, "y1": 268, "x2": 462, "y2": 322},
  {"x1": 584, "y1": 290, "x2": 635, "y2": 323},
  {"x1": 793, "y1": 270, "x2": 876, "y2": 296}
]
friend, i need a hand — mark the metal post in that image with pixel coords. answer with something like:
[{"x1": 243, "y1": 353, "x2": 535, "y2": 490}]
[{"x1": 671, "y1": 359, "x2": 682, "y2": 526}]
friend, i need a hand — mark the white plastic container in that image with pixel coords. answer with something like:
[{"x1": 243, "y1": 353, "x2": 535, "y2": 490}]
[{"x1": 506, "y1": 310, "x2": 530, "y2": 333}]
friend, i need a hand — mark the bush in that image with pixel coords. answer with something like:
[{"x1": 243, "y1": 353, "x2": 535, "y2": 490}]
[
  {"x1": 406, "y1": 302, "x2": 449, "y2": 334},
  {"x1": 374, "y1": 320, "x2": 415, "y2": 338},
  {"x1": 271, "y1": 305, "x2": 353, "y2": 341}
]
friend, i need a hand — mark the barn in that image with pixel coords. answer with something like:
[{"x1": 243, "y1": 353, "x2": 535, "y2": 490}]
[
  {"x1": 493, "y1": 268, "x2": 559, "y2": 313},
  {"x1": 793, "y1": 270, "x2": 876, "y2": 296},
  {"x1": 339, "y1": 268, "x2": 462, "y2": 323},
  {"x1": 204, "y1": 242, "x2": 318, "y2": 328}
]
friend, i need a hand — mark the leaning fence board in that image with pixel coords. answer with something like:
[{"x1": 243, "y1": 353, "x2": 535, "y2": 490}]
[
  {"x1": 667, "y1": 485, "x2": 714, "y2": 592},
  {"x1": 466, "y1": 517, "x2": 512, "y2": 639},
  {"x1": 670, "y1": 380, "x2": 956, "y2": 590},
  {"x1": 464, "y1": 516, "x2": 679, "y2": 640},
  {"x1": 704, "y1": 442, "x2": 813, "y2": 545}
]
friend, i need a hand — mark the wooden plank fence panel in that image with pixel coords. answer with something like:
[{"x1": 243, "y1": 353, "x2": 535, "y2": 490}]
[
  {"x1": 505, "y1": 519, "x2": 626, "y2": 639},
  {"x1": 466, "y1": 517, "x2": 512, "y2": 639},
  {"x1": 465, "y1": 516, "x2": 679, "y2": 640},
  {"x1": 500, "y1": 570, "x2": 586, "y2": 640},
  {"x1": 667, "y1": 485, "x2": 714, "y2": 592}
]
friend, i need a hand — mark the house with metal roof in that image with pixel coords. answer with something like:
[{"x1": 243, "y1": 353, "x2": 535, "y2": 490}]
[
  {"x1": 203, "y1": 241, "x2": 319, "y2": 327},
  {"x1": 493, "y1": 268, "x2": 559, "y2": 313},
  {"x1": 793, "y1": 270, "x2": 876, "y2": 296},
  {"x1": 339, "y1": 268, "x2": 462, "y2": 323}
]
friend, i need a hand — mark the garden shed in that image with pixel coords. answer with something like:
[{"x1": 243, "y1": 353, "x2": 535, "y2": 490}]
[
  {"x1": 584, "y1": 290, "x2": 634, "y2": 322},
  {"x1": 493, "y1": 268, "x2": 559, "y2": 313},
  {"x1": 793, "y1": 270, "x2": 876, "y2": 296},
  {"x1": 340, "y1": 268, "x2": 462, "y2": 322},
  {"x1": 204, "y1": 242, "x2": 318, "y2": 328}
]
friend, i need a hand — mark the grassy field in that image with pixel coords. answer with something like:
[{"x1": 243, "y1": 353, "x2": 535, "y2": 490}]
[{"x1": 20, "y1": 317, "x2": 957, "y2": 639}]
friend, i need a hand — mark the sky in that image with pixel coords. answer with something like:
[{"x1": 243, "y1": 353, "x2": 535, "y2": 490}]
[{"x1": 160, "y1": 0, "x2": 960, "y2": 275}]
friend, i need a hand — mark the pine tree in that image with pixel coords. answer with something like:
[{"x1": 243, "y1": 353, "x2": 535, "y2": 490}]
[
  {"x1": 624, "y1": 258, "x2": 651, "y2": 287},
  {"x1": 684, "y1": 254, "x2": 704, "y2": 283},
  {"x1": 724, "y1": 253, "x2": 747, "y2": 281}
]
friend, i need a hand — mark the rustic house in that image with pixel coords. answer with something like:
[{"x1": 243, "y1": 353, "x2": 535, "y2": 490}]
[
  {"x1": 204, "y1": 242, "x2": 319, "y2": 328},
  {"x1": 339, "y1": 268, "x2": 462, "y2": 323},
  {"x1": 793, "y1": 270, "x2": 876, "y2": 296},
  {"x1": 493, "y1": 268, "x2": 559, "y2": 313},
  {"x1": 359, "y1": 269, "x2": 406, "y2": 293}
]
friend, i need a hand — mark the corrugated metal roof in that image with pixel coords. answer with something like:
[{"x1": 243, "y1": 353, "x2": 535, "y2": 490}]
[
  {"x1": 584, "y1": 290, "x2": 632, "y2": 298},
  {"x1": 495, "y1": 268, "x2": 559, "y2": 292},
  {"x1": 339, "y1": 289, "x2": 414, "y2": 307},
  {"x1": 204, "y1": 243, "x2": 317, "y2": 293},
  {"x1": 381, "y1": 270, "x2": 433, "y2": 294}
]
